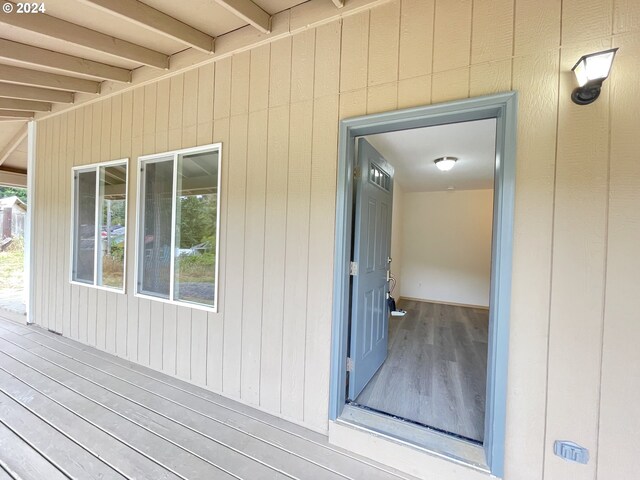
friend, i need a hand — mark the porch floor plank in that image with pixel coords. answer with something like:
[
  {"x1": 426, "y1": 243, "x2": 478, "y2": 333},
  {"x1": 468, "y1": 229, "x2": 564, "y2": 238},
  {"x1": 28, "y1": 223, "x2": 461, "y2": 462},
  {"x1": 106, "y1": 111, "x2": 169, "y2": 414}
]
[
  {"x1": 0, "y1": 420, "x2": 68, "y2": 480},
  {"x1": 0, "y1": 338, "x2": 264, "y2": 480},
  {"x1": 19, "y1": 330, "x2": 392, "y2": 480},
  {"x1": 0, "y1": 318, "x2": 418, "y2": 480},
  {"x1": 0, "y1": 366, "x2": 180, "y2": 480},
  {"x1": 0, "y1": 388, "x2": 125, "y2": 480}
]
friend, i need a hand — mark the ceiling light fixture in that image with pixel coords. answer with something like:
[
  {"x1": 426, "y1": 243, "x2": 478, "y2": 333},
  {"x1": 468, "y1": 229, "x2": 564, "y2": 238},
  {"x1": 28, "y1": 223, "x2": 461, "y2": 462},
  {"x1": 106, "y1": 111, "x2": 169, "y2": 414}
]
[
  {"x1": 571, "y1": 48, "x2": 618, "y2": 105},
  {"x1": 434, "y1": 156, "x2": 458, "y2": 171}
]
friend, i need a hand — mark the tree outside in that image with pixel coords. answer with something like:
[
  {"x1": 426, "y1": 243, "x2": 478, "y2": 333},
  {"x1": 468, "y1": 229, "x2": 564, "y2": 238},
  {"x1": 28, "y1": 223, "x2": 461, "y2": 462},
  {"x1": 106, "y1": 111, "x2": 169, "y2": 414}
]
[
  {"x1": 0, "y1": 185, "x2": 27, "y2": 315},
  {"x1": 0, "y1": 186, "x2": 27, "y2": 203}
]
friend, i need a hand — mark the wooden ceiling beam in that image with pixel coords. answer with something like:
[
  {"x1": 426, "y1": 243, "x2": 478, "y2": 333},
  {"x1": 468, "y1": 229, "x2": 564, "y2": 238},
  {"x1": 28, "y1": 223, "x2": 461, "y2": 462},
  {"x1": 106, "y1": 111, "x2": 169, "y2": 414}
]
[
  {"x1": 81, "y1": 0, "x2": 215, "y2": 53},
  {"x1": 0, "y1": 170, "x2": 27, "y2": 187},
  {"x1": 0, "y1": 110, "x2": 34, "y2": 119},
  {"x1": 214, "y1": 0, "x2": 271, "y2": 34},
  {"x1": 0, "y1": 39, "x2": 131, "y2": 82},
  {"x1": 1, "y1": 2, "x2": 169, "y2": 69},
  {"x1": 0, "y1": 64, "x2": 100, "y2": 94},
  {"x1": 0, "y1": 83, "x2": 74, "y2": 103},
  {"x1": 0, "y1": 98, "x2": 51, "y2": 112},
  {"x1": 0, "y1": 124, "x2": 27, "y2": 168}
]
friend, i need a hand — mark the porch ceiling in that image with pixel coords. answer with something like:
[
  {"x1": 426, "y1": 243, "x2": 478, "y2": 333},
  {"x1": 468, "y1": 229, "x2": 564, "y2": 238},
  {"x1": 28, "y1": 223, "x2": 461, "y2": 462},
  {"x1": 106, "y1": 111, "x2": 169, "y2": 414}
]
[{"x1": 0, "y1": 0, "x2": 347, "y2": 173}]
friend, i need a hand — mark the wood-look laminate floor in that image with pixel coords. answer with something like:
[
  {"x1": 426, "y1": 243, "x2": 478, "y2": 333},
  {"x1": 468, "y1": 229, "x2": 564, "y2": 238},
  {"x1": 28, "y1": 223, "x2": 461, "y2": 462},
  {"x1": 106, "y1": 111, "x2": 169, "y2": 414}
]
[
  {"x1": 0, "y1": 316, "x2": 419, "y2": 480},
  {"x1": 355, "y1": 300, "x2": 489, "y2": 443}
]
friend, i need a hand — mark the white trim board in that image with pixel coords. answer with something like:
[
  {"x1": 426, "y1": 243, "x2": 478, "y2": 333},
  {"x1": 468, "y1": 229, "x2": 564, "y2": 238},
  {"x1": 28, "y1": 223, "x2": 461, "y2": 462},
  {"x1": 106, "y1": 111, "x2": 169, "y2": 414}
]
[
  {"x1": 0, "y1": 170, "x2": 26, "y2": 187},
  {"x1": 398, "y1": 296, "x2": 490, "y2": 311}
]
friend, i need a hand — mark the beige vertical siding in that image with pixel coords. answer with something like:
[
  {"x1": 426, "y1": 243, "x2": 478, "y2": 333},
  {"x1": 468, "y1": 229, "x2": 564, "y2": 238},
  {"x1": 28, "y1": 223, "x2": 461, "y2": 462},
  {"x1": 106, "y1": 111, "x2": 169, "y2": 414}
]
[{"x1": 32, "y1": 0, "x2": 640, "y2": 478}]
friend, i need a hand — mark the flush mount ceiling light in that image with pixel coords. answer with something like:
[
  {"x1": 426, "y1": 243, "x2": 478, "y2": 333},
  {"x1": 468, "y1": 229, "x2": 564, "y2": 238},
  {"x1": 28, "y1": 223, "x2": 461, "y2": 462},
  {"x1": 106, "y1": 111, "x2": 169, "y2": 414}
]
[
  {"x1": 434, "y1": 156, "x2": 458, "y2": 171},
  {"x1": 571, "y1": 48, "x2": 618, "y2": 105}
]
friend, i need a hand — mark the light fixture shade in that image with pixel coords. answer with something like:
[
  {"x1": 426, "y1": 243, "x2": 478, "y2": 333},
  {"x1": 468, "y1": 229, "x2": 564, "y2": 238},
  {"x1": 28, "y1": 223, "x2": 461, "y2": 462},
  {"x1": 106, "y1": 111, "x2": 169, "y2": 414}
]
[
  {"x1": 571, "y1": 48, "x2": 618, "y2": 105},
  {"x1": 434, "y1": 157, "x2": 457, "y2": 171}
]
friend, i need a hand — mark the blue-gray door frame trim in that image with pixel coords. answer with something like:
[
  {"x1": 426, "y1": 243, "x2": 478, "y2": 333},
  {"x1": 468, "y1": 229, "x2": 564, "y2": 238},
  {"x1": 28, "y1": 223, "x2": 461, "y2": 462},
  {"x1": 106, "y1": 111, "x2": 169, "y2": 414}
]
[{"x1": 329, "y1": 92, "x2": 518, "y2": 477}]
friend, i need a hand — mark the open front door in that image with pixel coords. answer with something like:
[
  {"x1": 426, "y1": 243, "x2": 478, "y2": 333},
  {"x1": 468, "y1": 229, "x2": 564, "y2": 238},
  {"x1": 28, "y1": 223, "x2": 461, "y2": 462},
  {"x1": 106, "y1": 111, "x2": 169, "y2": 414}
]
[{"x1": 348, "y1": 138, "x2": 394, "y2": 400}]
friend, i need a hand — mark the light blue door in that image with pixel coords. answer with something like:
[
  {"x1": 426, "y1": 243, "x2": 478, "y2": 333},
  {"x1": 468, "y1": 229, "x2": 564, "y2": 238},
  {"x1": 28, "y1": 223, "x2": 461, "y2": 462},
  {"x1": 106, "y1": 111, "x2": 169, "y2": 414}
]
[{"x1": 348, "y1": 138, "x2": 394, "y2": 400}]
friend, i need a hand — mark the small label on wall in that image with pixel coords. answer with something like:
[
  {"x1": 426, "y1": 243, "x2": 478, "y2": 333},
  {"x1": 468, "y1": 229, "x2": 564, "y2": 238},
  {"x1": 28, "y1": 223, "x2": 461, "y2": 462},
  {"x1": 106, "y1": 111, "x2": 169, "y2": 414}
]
[{"x1": 553, "y1": 441, "x2": 589, "y2": 464}]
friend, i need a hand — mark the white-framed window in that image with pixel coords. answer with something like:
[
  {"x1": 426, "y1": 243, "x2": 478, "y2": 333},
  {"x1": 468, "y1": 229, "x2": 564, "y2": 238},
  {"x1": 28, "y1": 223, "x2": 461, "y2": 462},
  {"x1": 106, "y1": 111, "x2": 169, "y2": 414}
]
[
  {"x1": 135, "y1": 144, "x2": 221, "y2": 312},
  {"x1": 71, "y1": 159, "x2": 129, "y2": 293}
]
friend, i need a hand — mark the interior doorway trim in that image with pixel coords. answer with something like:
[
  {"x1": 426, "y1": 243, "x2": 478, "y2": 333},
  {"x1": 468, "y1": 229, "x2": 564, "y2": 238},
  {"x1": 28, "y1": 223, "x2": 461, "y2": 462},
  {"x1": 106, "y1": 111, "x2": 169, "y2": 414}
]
[{"x1": 329, "y1": 92, "x2": 517, "y2": 477}]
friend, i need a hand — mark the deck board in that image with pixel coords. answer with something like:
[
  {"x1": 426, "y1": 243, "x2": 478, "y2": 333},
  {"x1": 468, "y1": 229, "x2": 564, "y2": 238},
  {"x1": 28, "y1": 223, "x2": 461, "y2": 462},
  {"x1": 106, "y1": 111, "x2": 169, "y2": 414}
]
[
  {"x1": 0, "y1": 389, "x2": 125, "y2": 480},
  {"x1": 0, "y1": 335, "x2": 315, "y2": 479},
  {"x1": 18, "y1": 331, "x2": 393, "y2": 479},
  {"x1": 0, "y1": 421, "x2": 68, "y2": 480},
  {"x1": 0, "y1": 369, "x2": 178, "y2": 480},
  {"x1": 17, "y1": 329, "x2": 413, "y2": 480},
  {"x1": 0, "y1": 339, "x2": 261, "y2": 480},
  {"x1": 0, "y1": 466, "x2": 13, "y2": 480},
  {"x1": 0, "y1": 318, "x2": 417, "y2": 480}
]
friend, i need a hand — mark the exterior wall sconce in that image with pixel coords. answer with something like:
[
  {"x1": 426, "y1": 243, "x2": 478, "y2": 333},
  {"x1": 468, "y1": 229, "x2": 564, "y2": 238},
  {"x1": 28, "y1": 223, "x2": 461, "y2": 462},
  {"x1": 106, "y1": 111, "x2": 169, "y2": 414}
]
[{"x1": 571, "y1": 48, "x2": 619, "y2": 105}]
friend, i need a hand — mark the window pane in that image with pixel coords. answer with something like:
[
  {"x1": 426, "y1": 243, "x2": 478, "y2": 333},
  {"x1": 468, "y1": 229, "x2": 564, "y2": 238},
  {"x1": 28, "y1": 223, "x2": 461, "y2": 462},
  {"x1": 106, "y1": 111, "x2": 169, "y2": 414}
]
[
  {"x1": 174, "y1": 151, "x2": 218, "y2": 307},
  {"x1": 73, "y1": 170, "x2": 96, "y2": 284},
  {"x1": 98, "y1": 165, "x2": 127, "y2": 289},
  {"x1": 140, "y1": 159, "x2": 173, "y2": 298}
]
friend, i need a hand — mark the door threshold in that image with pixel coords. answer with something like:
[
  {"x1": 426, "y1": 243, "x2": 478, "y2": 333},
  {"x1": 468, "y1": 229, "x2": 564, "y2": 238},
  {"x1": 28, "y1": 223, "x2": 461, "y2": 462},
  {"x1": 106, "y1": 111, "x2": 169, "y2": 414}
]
[
  {"x1": 339, "y1": 404, "x2": 489, "y2": 472},
  {"x1": 347, "y1": 401, "x2": 483, "y2": 445}
]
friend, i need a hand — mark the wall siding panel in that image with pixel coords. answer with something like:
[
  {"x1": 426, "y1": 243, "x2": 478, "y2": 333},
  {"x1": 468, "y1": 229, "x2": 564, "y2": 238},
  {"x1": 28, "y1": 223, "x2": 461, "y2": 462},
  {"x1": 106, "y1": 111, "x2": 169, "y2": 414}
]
[
  {"x1": 304, "y1": 94, "x2": 339, "y2": 430},
  {"x1": 471, "y1": 0, "x2": 514, "y2": 64},
  {"x1": 31, "y1": 2, "x2": 640, "y2": 479},
  {"x1": 240, "y1": 109, "x2": 268, "y2": 406},
  {"x1": 206, "y1": 116, "x2": 230, "y2": 392},
  {"x1": 514, "y1": 0, "x2": 561, "y2": 56},
  {"x1": 223, "y1": 112, "x2": 249, "y2": 398},
  {"x1": 504, "y1": 50, "x2": 559, "y2": 480},
  {"x1": 340, "y1": 11, "x2": 369, "y2": 92},
  {"x1": 544, "y1": 42, "x2": 611, "y2": 480},
  {"x1": 597, "y1": 33, "x2": 640, "y2": 480},
  {"x1": 46, "y1": 115, "x2": 56, "y2": 329},
  {"x1": 433, "y1": 0, "x2": 472, "y2": 72},
  {"x1": 398, "y1": 0, "x2": 434, "y2": 80},
  {"x1": 259, "y1": 105, "x2": 289, "y2": 413},
  {"x1": 367, "y1": 0, "x2": 400, "y2": 87}
]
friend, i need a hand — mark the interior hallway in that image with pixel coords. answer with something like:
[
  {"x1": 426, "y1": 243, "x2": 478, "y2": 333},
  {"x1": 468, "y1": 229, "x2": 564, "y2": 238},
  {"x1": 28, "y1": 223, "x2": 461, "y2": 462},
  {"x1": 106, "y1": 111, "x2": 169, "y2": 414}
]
[{"x1": 355, "y1": 300, "x2": 488, "y2": 443}]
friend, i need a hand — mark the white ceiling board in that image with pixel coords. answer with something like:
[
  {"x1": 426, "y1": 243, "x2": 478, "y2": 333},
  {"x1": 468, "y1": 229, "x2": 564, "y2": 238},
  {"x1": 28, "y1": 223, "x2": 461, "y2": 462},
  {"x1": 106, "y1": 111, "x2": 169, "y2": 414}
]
[
  {"x1": 0, "y1": 121, "x2": 27, "y2": 148},
  {"x1": 365, "y1": 118, "x2": 497, "y2": 193},
  {"x1": 256, "y1": 0, "x2": 305, "y2": 12},
  {"x1": 143, "y1": 0, "x2": 250, "y2": 35},
  {"x1": 41, "y1": 0, "x2": 186, "y2": 53},
  {"x1": 0, "y1": 24, "x2": 143, "y2": 69},
  {"x1": 2, "y1": 136, "x2": 28, "y2": 171},
  {"x1": 0, "y1": 57, "x2": 102, "y2": 81}
]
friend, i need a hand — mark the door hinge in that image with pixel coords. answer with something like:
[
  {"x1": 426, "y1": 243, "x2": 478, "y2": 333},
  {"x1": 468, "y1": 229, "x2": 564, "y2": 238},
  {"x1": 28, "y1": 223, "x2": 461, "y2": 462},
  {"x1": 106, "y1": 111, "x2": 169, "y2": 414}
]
[
  {"x1": 346, "y1": 357, "x2": 354, "y2": 372},
  {"x1": 353, "y1": 167, "x2": 361, "y2": 179},
  {"x1": 349, "y1": 261, "x2": 358, "y2": 276}
]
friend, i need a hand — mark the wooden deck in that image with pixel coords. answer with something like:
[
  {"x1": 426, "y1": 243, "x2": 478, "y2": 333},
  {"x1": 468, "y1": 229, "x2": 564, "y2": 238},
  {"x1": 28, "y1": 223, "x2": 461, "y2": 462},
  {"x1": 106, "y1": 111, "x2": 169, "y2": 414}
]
[{"x1": 0, "y1": 316, "x2": 416, "y2": 480}]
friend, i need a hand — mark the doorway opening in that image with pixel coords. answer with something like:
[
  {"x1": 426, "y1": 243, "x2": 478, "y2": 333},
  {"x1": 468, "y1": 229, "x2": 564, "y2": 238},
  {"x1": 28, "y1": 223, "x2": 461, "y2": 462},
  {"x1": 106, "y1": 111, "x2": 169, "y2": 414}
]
[
  {"x1": 330, "y1": 93, "x2": 517, "y2": 477},
  {"x1": 348, "y1": 118, "x2": 496, "y2": 445}
]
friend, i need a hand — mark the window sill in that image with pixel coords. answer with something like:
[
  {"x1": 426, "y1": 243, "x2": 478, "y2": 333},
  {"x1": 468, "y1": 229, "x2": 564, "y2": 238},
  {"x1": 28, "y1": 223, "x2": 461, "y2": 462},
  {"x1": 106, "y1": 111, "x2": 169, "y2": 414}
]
[
  {"x1": 134, "y1": 292, "x2": 218, "y2": 313},
  {"x1": 70, "y1": 280, "x2": 125, "y2": 295}
]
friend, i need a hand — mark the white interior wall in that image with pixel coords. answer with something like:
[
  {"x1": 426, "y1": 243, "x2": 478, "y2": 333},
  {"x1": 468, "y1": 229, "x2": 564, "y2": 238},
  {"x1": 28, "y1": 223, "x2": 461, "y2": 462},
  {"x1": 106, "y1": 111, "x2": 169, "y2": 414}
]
[
  {"x1": 399, "y1": 189, "x2": 493, "y2": 307},
  {"x1": 390, "y1": 182, "x2": 404, "y2": 299}
]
